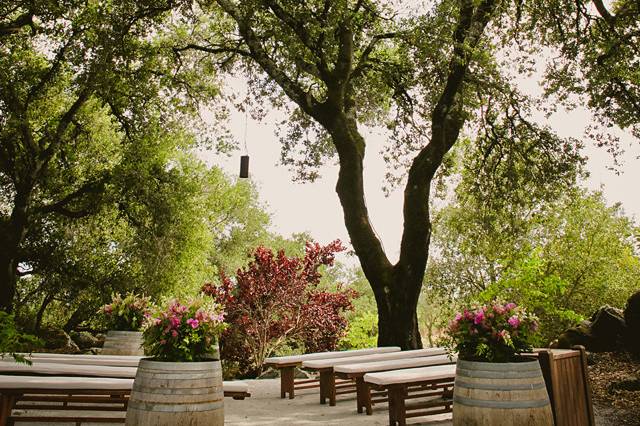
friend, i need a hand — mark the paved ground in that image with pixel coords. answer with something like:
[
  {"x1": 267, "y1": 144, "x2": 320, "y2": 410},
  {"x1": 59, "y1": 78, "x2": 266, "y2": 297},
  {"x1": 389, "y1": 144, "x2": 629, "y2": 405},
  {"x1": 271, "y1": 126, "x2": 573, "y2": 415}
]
[
  {"x1": 225, "y1": 379, "x2": 453, "y2": 425},
  {"x1": 12, "y1": 378, "x2": 619, "y2": 425},
  {"x1": 12, "y1": 378, "x2": 453, "y2": 425}
]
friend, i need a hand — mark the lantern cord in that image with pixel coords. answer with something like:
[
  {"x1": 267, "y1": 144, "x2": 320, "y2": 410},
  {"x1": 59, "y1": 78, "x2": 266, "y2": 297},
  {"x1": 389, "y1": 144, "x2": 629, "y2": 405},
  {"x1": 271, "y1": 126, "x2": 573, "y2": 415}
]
[{"x1": 243, "y1": 109, "x2": 249, "y2": 155}]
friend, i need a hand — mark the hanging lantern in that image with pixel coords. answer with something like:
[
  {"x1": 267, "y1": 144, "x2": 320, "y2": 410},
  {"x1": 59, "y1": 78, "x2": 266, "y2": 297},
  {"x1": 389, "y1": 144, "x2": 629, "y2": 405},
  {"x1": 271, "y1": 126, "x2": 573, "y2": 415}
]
[{"x1": 239, "y1": 155, "x2": 250, "y2": 178}]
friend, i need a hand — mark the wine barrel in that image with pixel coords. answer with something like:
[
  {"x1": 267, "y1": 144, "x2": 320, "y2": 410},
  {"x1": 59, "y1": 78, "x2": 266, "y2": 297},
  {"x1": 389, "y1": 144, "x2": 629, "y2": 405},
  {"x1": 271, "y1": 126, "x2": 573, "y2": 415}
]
[
  {"x1": 101, "y1": 331, "x2": 144, "y2": 356},
  {"x1": 125, "y1": 358, "x2": 224, "y2": 426},
  {"x1": 453, "y1": 359, "x2": 553, "y2": 426}
]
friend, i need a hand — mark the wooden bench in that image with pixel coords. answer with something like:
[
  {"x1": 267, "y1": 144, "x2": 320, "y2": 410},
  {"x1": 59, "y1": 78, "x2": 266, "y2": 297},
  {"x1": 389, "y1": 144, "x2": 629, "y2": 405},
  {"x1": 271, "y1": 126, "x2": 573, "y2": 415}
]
[
  {"x1": 334, "y1": 354, "x2": 456, "y2": 414},
  {"x1": 0, "y1": 376, "x2": 133, "y2": 425},
  {"x1": 264, "y1": 347, "x2": 400, "y2": 399},
  {"x1": 0, "y1": 361, "x2": 251, "y2": 400},
  {"x1": 363, "y1": 364, "x2": 456, "y2": 426},
  {"x1": 14, "y1": 354, "x2": 142, "y2": 368},
  {"x1": 302, "y1": 348, "x2": 447, "y2": 406}
]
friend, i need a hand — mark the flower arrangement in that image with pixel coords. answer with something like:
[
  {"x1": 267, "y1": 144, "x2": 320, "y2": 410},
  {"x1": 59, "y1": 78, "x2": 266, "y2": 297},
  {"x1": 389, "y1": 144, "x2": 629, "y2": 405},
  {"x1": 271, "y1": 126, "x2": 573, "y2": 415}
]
[
  {"x1": 99, "y1": 292, "x2": 151, "y2": 331},
  {"x1": 445, "y1": 301, "x2": 539, "y2": 362},
  {"x1": 142, "y1": 297, "x2": 226, "y2": 362}
]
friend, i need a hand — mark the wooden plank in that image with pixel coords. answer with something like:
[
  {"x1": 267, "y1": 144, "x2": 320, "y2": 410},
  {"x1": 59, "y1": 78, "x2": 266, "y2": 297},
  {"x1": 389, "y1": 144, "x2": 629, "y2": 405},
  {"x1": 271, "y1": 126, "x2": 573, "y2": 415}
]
[{"x1": 8, "y1": 415, "x2": 125, "y2": 423}]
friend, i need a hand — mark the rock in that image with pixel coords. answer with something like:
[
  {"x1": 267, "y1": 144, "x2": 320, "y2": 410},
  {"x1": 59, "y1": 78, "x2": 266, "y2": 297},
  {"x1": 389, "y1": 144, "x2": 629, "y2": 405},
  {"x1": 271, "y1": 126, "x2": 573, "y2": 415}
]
[
  {"x1": 258, "y1": 368, "x2": 279, "y2": 379},
  {"x1": 294, "y1": 367, "x2": 313, "y2": 379},
  {"x1": 37, "y1": 327, "x2": 81, "y2": 354},
  {"x1": 624, "y1": 291, "x2": 640, "y2": 355},
  {"x1": 257, "y1": 367, "x2": 314, "y2": 380},
  {"x1": 94, "y1": 333, "x2": 106, "y2": 346},
  {"x1": 552, "y1": 305, "x2": 626, "y2": 352},
  {"x1": 590, "y1": 306, "x2": 627, "y2": 347},
  {"x1": 70, "y1": 331, "x2": 101, "y2": 350}
]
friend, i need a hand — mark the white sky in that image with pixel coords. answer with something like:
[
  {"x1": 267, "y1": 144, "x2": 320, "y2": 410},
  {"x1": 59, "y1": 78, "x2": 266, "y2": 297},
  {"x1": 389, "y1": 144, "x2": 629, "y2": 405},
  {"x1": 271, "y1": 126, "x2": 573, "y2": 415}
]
[{"x1": 198, "y1": 95, "x2": 639, "y2": 268}]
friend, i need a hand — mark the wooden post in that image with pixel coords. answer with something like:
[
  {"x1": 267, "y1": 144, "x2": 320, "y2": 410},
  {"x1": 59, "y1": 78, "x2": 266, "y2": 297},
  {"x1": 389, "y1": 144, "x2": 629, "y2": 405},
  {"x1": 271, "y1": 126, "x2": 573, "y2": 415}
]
[
  {"x1": 280, "y1": 366, "x2": 295, "y2": 399},
  {"x1": 573, "y1": 345, "x2": 596, "y2": 426}
]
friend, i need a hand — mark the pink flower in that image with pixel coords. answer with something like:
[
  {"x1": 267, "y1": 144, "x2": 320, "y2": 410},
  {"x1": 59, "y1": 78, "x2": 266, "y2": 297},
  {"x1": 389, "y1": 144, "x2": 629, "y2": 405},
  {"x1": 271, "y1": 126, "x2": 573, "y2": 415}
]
[
  {"x1": 505, "y1": 302, "x2": 517, "y2": 311},
  {"x1": 454, "y1": 313, "x2": 463, "y2": 322},
  {"x1": 103, "y1": 305, "x2": 113, "y2": 314},
  {"x1": 154, "y1": 318, "x2": 162, "y2": 326},
  {"x1": 464, "y1": 310, "x2": 473, "y2": 320},
  {"x1": 160, "y1": 339, "x2": 166, "y2": 345},
  {"x1": 170, "y1": 316, "x2": 181, "y2": 328},
  {"x1": 508, "y1": 315, "x2": 520, "y2": 328},
  {"x1": 493, "y1": 304, "x2": 505, "y2": 315},
  {"x1": 474, "y1": 311, "x2": 484, "y2": 325},
  {"x1": 497, "y1": 329, "x2": 508, "y2": 341},
  {"x1": 171, "y1": 330, "x2": 178, "y2": 338},
  {"x1": 186, "y1": 318, "x2": 199, "y2": 329}
]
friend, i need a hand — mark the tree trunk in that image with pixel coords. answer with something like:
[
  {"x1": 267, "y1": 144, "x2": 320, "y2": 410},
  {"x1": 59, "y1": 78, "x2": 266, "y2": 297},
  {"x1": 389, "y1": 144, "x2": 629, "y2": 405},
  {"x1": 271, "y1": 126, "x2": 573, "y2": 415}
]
[
  {"x1": 331, "y1": 118, "x2": 427, "y2": 349},
  {"x1": 0, "y1": 190, "x2": 32, "y2": 313}
]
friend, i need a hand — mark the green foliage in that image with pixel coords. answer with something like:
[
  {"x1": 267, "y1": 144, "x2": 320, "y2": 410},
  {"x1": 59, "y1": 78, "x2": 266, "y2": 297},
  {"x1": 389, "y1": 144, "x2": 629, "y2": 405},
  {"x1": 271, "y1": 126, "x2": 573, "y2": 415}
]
[
  {"x1": 340, "y1": 311, "x2": 378, "y2": 350},
  {"x1": 429, "y1": 187, "x2": 640, "y2": 344},
  {"x1": 478, "y1": 253, "x2": 583, "y2": 345},
  {"x1": 99, "y1": 293, "x2": 151, "y2": 332},
  {"x1": 142, "y1": 297, "x2": 226, "y2": 362},
  {"x1": 0, "y1": 312, "x2": 41, "y2": 364}
]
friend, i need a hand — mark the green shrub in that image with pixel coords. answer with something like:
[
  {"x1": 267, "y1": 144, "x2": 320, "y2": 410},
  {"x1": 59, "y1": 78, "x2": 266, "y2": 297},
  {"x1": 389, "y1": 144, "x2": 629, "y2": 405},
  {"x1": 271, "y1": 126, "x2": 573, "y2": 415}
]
[
  {"x1": 340, "y1": 311, "x2": 378, "y2": 349},
  {"x1": 0, "y1": 312, "x2": 41, "y2": 364}
]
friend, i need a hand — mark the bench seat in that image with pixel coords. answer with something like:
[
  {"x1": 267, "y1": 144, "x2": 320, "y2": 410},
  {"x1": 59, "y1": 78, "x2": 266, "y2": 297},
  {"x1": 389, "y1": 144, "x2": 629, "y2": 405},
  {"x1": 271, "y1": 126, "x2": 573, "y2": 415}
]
[
  {"x1": 364, "y1": 364, "x2": 456, "y2": 426},
  {"x1": 334, "y1": 354, "x2": 455, "y2": 414},
  {"x1": 264, "y1": 347, "x2": 400, "y2": 399},
  {"x1": 302, "y1": 348, "x2": 447, "y2": 407}
]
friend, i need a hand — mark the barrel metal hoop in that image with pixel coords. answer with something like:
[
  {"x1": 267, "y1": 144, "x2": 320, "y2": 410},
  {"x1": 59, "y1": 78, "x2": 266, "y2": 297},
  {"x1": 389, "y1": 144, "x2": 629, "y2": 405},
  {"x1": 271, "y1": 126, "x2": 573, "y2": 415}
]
[
  {"x1": 454, "y1": 379, "x2": 547, "y2": 391},
  {"x1": 127, "y1": 399, "x2": 224, "y2": 412},
  {"x1": 456, "y1": 359, "x2": 541, "y2": 372},
  {"x1": 455, "y1": 367, "x2": 542, "y2": 379},
  {"x1": 453, "y1": 394, "x2": 551, "y2": 409}
]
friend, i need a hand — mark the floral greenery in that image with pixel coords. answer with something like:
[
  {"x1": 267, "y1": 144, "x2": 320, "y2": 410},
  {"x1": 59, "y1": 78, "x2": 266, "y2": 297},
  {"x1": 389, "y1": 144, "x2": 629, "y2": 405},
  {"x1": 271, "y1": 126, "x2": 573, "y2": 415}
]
[
  {"x1": 99, "y1": 293, "x2": 151, "y2": 331},
  {"x1": 444, "y1": 302, "x2": 540, "y2": 362},
  {"x1": 142, "y1": 297, "x2": 226, "y2": 362},
  {"x1": 0, "y1": 312, "x2": 42, "y2": 365}
]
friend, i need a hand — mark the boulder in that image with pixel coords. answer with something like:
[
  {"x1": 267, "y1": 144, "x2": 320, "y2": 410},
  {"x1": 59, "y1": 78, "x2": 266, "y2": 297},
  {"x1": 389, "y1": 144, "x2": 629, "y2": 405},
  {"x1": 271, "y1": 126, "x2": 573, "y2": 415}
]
[
  {"x1": 69, "y1": 331, "x2": 101, "y2": 350},
  {"x1": 37, "y1": 327, "x2": 81, "y2": 354},
  {"x1": 624, "y1": 290, "x2": 640, "y2": 355},
  {"x1": 552, "y1": 305, "x2": 626, "y2": 352},
  {"x1": 590, "y1": 305, "x2": 627, "y2": 347}
]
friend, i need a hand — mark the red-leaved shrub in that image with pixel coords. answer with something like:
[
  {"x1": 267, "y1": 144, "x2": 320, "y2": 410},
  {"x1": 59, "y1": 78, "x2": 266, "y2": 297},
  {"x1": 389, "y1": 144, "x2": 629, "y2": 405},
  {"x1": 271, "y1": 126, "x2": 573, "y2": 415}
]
[{"x1": 202, "y1": 240, "x2": 356, "y2": 376}]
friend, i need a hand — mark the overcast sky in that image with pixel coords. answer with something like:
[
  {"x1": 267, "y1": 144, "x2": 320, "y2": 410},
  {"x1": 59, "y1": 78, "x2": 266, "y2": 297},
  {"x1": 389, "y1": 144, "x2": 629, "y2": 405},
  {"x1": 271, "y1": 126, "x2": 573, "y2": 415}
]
[{"x1": 198, "y1": 93, "x2": 639, "y2": 267}]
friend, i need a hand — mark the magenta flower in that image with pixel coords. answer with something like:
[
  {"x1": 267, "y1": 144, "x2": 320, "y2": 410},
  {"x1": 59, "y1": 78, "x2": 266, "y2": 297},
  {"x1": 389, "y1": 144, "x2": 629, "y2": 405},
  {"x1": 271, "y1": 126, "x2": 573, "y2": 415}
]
[
  {"x1": 170, "y1": 316, "x2": 181, "y2": 328},
  {"x1": 171, "y1": 329, "x2": 178, "y2": 338},
  {"x1": 493, "y1": 304, "x2": 505, "y2": 315},
  {"x1": 186, "y1": 318, "x2": 200, "y2": 329},
  {"x1": 474, "y1": 311, "x2": 484, "y2": 325},
  {"x1": 505, "y1": 302, "x2": 517, "y2": 311},
  {"x1": 508, "y1": 315, "x2": 520, "y2": 328},
  {"x1": 454, "y1": 313, "x2": 463, "y2": 322}
]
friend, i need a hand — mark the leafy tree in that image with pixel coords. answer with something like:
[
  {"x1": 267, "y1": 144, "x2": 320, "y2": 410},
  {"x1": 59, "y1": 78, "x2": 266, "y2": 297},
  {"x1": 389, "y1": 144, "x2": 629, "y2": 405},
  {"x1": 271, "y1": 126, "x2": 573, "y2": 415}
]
[
  {"x1": 429, "y1": 188, "x2": 640, "y2": 343},
  {"x1": 203, "y1": 240, "x2": 356, "y2": 376},
  {"x1": 0, "y1": 0, "x2": 221, "y2": 312},
  {"x1": 179, "y1": 0, "x2": 598, "y2": 348}
]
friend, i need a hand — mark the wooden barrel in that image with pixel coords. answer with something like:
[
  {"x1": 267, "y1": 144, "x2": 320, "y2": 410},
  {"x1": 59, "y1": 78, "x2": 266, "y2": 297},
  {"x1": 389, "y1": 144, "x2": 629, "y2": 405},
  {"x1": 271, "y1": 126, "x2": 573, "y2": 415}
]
[
  {"x1": 101, "y1": 331, "x2": 144, "y2": 356},
  {"x1": 453, "y1": 359, "x2": 554, "y2": 426},
  {"x1": 125, "y1": 358, "x2": 224, "y2": 426}
]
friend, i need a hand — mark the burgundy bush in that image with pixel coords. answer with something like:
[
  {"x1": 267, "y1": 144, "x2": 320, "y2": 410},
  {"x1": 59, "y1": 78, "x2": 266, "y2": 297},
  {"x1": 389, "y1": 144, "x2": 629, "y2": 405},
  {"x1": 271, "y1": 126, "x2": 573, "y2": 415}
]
[{"x1": 202, "y1": 240, "x2": 356, "y2": 376}]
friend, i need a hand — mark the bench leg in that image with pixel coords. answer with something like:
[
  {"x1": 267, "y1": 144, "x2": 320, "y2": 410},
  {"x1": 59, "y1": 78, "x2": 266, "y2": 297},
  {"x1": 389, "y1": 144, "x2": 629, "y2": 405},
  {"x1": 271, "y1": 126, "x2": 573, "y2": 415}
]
[
  {"x1": 280, "y1": 366, "x2": 295, "y2": 399},
  {"x1": 319, "y1": 370, "x2": 336, "y2": 405},
  {"x1": 1, "y1": 394, "x2": 16, "y2": 426},
  {"x1": 355, "y1": 377, "x2": 366, "y2": 414},
  {"x1": 388, "y1": 385, "x2": 407, "y2": 426}
]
